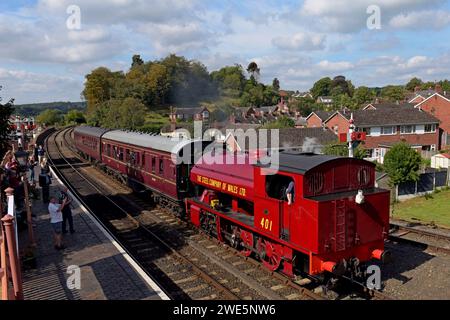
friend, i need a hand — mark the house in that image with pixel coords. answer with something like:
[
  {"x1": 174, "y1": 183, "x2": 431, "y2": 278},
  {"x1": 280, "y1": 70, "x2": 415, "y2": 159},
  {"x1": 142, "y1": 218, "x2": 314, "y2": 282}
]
[
  {"x1": 305, "y1": 111, "x2": 334, "y2": 128},
  {"x1": 225, "y1": 127, "x2": 338, "y2": 154},
  {"x1": 323, "y1": 107, "x2": 440, "y2": 163},
  {"x1": 408, "y1": 87, "x2": 441, "y2": 104},
  {"x1": 292, "y1": 92, "x2": 313, "y2": 99},
  {"x1": 294, "y1": 117, "x2": 308, "y2": 128},
  {"x1": 316, "y1": 96, "x2": 334, "y2": 107},
  {"x1": 170, "y1": 106, "x2": 210, "y2": 122},
  {"x1": 431, "y1": 153, "x2": 450, "y2": 169},
  {"x1": 362, "y1": 102, "x2": 414, "y2": 110},
  {"x1": 413, "y1": 92, "x2": 450, "y2": 148}
]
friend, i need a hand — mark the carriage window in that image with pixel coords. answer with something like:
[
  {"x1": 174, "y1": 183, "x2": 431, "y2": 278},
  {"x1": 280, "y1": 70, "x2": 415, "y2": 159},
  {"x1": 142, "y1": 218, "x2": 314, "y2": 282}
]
[
  {"x1": 266, "y1": 174, "x2": 294, "y2": 202},
  {"x1": 119, "y1": 148, "x2": 124, "y2": 161},
  {"x1": 159, "y1": 158, "x2": 164, "y2": 173},
  {"x1": 141, "y1": 154, "x2": 145, "y2": 167},
  {"x1": 129, "y1": 151, "x2": 135, "y2": 165},
  {"x1": 126, "y1": 149, "x2": 130, "y2": 161},
  {"x1": 107, "y1": 144, "x2": 111, "y2": 157},
  {"x1": 151, "y1": 157, "x2": 156, "y2": 173}
]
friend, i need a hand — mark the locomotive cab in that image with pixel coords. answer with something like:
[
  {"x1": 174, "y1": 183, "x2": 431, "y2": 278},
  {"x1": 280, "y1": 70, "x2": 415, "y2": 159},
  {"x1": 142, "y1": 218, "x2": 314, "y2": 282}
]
[{"x1": 255, "y1": 152, "x2": 390, "y2": 277}]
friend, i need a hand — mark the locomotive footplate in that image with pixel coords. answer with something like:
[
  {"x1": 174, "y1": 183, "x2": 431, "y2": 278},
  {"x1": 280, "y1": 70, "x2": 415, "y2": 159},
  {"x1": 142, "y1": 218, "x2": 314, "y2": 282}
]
[{"x1": 191, "y1": 199, "x2": 254, "y2": 228}]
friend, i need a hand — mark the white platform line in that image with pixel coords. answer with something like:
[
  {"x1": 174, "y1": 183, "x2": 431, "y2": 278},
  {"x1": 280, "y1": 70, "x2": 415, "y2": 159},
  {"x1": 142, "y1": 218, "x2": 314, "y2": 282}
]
[{"x1": 48, "y1": 166, "x2": 170, "y2": 300}]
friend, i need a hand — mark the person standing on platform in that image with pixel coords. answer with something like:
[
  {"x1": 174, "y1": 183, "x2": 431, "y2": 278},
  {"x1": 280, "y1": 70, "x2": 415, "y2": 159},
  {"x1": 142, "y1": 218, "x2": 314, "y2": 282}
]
[
  {"x1": 28, "y1": 156, "x2": 37, "y2": 182},
  {"x1": 37, "y1": 145, "x2": 45, "y2": 165},
  {"x1": 34, "y1": 144, "x2": 39, "y2": 162},
  {"x1": 58, "y1": 187, "x2": 75, "y2": 234},
  {"x1": 48, "y1": 196, "x2": 67, "y2": 250},
  {"x1": 39, "y1": 158, "x2": 51, "y2": 203}
]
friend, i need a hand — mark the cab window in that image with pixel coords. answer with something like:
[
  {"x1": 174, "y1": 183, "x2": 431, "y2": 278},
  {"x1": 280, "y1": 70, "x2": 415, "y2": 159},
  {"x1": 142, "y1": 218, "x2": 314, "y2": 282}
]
[{"x1": 265, "y1": 174, "x2": 294, "y2": 202}]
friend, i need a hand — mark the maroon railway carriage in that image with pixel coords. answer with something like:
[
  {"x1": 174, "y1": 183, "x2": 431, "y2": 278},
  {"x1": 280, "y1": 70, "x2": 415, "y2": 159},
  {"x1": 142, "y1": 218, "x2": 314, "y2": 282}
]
[
  {"x1": 100, "y1": 129, "x2": 209, "y2": 210},
  {"x1": 73, "y1": 126, "x2": 110, "y2": 161},
  {"x1": 186, "y1": 151, "x2": 390, "y2": 278},
  {"x1": 74, "y1": 126, "x2": 209, "y2": 210}
]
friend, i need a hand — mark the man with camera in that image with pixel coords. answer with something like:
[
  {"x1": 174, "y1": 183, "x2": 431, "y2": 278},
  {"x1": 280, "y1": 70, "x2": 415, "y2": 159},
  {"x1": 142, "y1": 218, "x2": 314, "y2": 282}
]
[{"x1": 57, "y1": 187, "x2": 75, "y2": 234}]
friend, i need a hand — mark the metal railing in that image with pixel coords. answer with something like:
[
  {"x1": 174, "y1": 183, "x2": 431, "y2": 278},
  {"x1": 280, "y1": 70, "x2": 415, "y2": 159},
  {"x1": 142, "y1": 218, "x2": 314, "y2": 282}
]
[{"x1": 1, "y1": 187, "x2": 24, "y2": 300}]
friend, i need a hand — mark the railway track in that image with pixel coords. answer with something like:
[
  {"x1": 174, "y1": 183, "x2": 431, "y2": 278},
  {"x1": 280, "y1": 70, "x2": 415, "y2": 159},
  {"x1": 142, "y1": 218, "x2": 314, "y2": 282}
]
[
  {"x1": 389, "y1": 223, "x2": 450, "y2": 255},
  {"x1": 45, "y1": 127, "x2": 325, "y2": 300}
]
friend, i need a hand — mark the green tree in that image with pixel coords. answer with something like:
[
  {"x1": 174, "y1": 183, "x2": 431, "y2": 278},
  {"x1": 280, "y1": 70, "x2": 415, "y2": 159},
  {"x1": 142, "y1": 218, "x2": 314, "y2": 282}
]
[
  {"x1": 0, "y1": 86, "x2": 14, "y2": 158},
  {"x1": 353, "y1": 86, "x2": 376, "y2": 106},
  {"x1": 323, "y1": 141, "x2": 348, "y2": 157},
  {"x1": 406, "y1": 77, "x2": 423, "y2": 91},
  {"x1": 383, "y1": 142, "x2": 422, "y2": 187},
  {"x1": 211, "y1": 65, "x2": 246, "y2": 97},
  {"x1": 420, "y1": 81, "x2": 435, "y2": 90},
  {"x1": 261, "y1": 116, "x2": 295, "y2": 129},
  {"x1": 332, "y1": 94, "x2": 356, "y2": 111},
  {"x1": 83, "y1": 67, "x2": 124, "y2": 121},
  {"x1": 246, "y1": 62, "x2": 260, "y2": 79},
  {"x1": 323, "y1": 141, "x2": 367, "y2": 159},
  {"x1": 288, "y1": 97, "x2": 317, "y2": 117},
  {"x1": 310, "y1": 77, "x2": 332, "y2": 99},
  {"x1": 439, "y1": 79, "x2": 450, "y2": 93},
  {"x1": 37, "y1": 109, "x2": 62, "y2": 126},
  {"x1": 381, "y1": 85, "x2": 406, "y2": 102},
  {"x1": 143, "y1": 63, "x2": 170, "y2": 106},
  {"x1": 65, "y1": 109, "x2": 86, "y2": 125},
  {"x1": 272, "y1": 78, "x2": 280, "y2": 91},
  {"x1": 100, "y1": 98, "x2": 146, "y2": 129},
  {"x1": 131, "y1": 54, "x2": 144, "y2": 68},
  {"x1": 330, "y1": 76, "x2": 352, "y2": 97}
]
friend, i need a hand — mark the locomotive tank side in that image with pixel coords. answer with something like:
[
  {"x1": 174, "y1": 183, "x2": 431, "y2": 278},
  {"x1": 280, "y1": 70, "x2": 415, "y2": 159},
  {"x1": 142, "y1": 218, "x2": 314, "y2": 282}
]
[{"x1": 190, "y1": 152, "x2": 255, "y2": 202}]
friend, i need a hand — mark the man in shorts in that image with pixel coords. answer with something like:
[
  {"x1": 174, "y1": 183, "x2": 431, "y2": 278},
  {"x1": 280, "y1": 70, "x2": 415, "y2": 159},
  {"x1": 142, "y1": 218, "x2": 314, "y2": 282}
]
[{"x1": 48, "y1": 196, "x2": 68, "y2": 250}]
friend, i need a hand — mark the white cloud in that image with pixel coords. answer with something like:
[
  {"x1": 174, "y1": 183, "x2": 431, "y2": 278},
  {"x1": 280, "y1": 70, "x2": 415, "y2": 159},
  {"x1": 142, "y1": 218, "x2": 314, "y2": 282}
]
[
  {"x1": 0, "y1": 68, "x2": 82, "y2": 104},
  {"x1": 138, "y1": 22, "x2": 214, "y2": 55},
  {"x1": 390, "y1": 10, "x2": 450, "y2": 30},
  {"x1": 0, "y1": 14, "x2": 125, "y2": 64},
  {"x1": 272, "y1": 32, "x2": 326, "y2": 51},
  {"x1": 299, "y1": 0, "x2": 444, "y2": 32},
  {"x1": 36, "y1": 0, "x2": 198, "y2": 24}
]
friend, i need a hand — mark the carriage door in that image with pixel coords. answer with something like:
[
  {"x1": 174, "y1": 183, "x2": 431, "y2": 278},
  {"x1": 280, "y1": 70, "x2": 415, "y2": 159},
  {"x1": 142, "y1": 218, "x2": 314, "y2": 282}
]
[
  {"x1": 177, "y1": 164, "x2": 190, "y2": 193},
  {"x1": 265, "y1": 174, "x2": 293, "y2": 241}
]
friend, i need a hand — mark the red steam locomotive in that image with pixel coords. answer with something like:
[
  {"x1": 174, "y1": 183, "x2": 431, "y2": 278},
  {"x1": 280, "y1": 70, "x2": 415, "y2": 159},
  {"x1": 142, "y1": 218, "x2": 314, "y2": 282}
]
[{"x1": 74, "y1": 126, "x2": 390, "y2": 280}]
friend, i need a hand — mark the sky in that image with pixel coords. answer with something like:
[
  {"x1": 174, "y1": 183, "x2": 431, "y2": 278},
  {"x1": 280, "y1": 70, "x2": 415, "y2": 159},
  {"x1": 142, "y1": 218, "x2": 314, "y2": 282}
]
[{"x1": 1, "y1": 0, "x2": 450, "y2": 104}]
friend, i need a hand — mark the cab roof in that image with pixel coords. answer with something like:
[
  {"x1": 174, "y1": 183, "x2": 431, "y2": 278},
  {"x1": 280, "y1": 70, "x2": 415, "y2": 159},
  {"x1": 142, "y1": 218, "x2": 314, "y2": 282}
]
[{"x1": 257, "y1": 151, "x2": 372, "y2": 174}]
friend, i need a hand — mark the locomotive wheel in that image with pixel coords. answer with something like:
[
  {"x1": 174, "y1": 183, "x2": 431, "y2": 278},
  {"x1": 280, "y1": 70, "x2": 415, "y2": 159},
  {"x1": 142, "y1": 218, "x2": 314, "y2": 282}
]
[
  {"x1": 259, "y1": 239, "x2": 282, "y2": 271},
  {"x1": 239, "y1": 230, "x2": 254, "y2": 257}
]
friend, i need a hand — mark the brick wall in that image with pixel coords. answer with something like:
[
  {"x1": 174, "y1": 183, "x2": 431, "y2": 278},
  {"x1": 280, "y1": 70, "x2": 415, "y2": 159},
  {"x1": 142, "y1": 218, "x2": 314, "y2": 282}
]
[
  {"x1": 306, "y1": 114, "x2": 323, "y2": 128},
  {"x1": 418, "y1": 95, "x2": 450, "y2": 135},
  {"x1": 324, "y1": 113, "x2": 350, "y2": 135}
]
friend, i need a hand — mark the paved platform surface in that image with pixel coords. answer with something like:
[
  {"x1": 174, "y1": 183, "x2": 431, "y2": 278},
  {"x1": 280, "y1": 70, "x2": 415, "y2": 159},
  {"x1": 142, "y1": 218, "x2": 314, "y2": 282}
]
[{"x1": 20, "y1": 167, "x2": 167, "y2": 300}]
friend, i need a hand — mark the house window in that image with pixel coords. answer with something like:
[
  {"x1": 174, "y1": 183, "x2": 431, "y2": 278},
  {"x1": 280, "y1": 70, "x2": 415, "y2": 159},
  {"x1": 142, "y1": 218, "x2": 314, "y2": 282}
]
[
  {"x1": 381, "y1": 126, "x2": 395, "y2": 135},
  {"x1": 400, "y1": 125, "x2": 416, "y2": 134},
  {"x1": 425, "y1": 124, "x2": 436, "y2": 133},
  {"x1": 357, "y1": 127, "x2": 371, "y2": 136}
]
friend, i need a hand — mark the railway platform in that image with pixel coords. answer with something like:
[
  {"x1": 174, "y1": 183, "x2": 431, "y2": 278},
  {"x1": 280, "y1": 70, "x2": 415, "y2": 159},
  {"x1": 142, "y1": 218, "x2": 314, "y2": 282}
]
[{"x1": 20, "y1": 166, "x2": 169, "y2": 300}]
